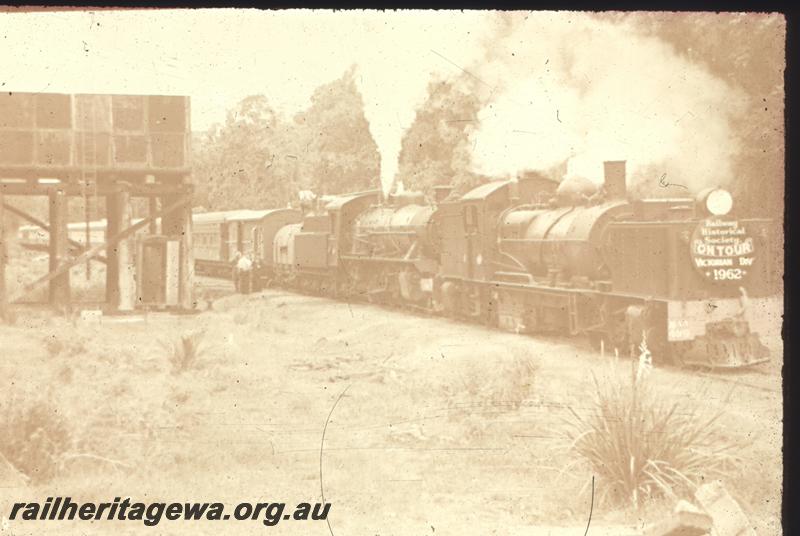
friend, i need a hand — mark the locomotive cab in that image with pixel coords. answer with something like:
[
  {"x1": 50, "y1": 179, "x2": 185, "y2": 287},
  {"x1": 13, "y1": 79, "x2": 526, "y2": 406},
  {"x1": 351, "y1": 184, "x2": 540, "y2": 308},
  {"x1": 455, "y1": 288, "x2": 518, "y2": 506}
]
[
  {"x1": 434, "y1": 175, "x2": 559, "y2": 320},
  {"x1": 271, "y1": 190, "x2": 380, "y2": 294}
]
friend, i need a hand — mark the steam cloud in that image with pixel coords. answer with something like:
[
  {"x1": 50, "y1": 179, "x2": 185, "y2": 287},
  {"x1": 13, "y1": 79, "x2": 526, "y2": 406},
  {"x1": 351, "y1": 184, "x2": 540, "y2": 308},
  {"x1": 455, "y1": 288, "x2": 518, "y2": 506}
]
[
  {"x1": 465, "y1": 13, "x2": 747, "y2": 194},
  {"x1": 346, "y1": 13, "x2": 490, "y2": 196}
]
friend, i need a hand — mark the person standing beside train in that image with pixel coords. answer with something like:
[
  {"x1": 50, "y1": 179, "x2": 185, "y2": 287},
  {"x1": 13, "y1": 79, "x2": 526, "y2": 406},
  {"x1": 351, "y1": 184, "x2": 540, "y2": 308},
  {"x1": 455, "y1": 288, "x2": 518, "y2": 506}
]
[
  {"x1": 231, "y1": 251, "x2": 242, "y2": 292},
  {"x1": 235, "y1": 252, "x2": 254, "y2": 294}
]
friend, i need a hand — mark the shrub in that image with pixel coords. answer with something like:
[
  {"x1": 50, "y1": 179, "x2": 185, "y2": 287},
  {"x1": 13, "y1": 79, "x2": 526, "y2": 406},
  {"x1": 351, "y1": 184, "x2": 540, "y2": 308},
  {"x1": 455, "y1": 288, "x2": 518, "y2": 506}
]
[
  {"x1": 444, "y1": 351, "x2": 537, "y2": 411},
  {"x1": 436, "y1": 351, "x2": 538, "y2": 441},
  {"x1": 376, "y1": 350, "x2": 538, "y2": 445},
  {"x1": 566, "y1": 373, "x2": 741, "y2": 509},
  {"x1": 0, "y1": 394, "x2": 71, "y2": 483},
  {"x1": 162, "y1": 330, "x2": 206, "y2": 374}
]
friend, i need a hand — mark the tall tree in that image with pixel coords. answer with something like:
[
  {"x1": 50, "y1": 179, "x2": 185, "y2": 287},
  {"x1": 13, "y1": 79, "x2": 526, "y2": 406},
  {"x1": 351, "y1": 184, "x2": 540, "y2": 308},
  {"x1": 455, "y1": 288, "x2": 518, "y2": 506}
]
[
  {"x1": 193, "y1": 95, "x2": 299, "y2": 210},
  {"x1": 397, "y1": 77, "x2": 485, "y2": 196},
  {"x1": 292, "y1": 66, "x2": 380, "y2": 196}
]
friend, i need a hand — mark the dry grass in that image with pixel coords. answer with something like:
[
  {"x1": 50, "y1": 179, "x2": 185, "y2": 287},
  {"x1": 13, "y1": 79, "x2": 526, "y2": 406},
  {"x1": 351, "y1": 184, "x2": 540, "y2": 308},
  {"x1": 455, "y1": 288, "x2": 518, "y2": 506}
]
[
  {"x1": 43, "y1": 333, "x2": 88, "y2": 358},
  {"x1": 375, "y1": 348, "x2": 538, "y2": 443},
  {"x1": 0, "y1": 288, "x2": 781, "y2": 533},
  {"x1": 565, "y1": 372, "x2": 742, "y2": 509},
  {"x1": 443, "y1": 352, "x2": 538, "y2": 441}
]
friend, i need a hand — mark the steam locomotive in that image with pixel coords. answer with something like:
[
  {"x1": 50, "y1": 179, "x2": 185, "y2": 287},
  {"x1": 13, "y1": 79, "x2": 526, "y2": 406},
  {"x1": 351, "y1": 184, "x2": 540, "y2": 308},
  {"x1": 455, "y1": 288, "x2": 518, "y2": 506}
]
[{"x1": 191, "y1": 161, "x2": 774, "y2": 369}]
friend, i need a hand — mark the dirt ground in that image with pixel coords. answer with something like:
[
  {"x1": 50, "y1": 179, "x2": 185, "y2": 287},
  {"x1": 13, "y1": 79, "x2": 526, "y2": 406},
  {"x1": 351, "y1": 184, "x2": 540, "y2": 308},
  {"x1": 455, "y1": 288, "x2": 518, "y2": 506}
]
[{"x1": 0, "y1": 284, "x2": 783, "y2": 535}]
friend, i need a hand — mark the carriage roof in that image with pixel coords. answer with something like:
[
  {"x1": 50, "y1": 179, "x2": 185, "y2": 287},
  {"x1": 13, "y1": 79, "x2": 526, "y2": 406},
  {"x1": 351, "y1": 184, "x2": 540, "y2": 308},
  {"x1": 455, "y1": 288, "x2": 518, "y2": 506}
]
[{"x1": 192, "y1": 209, "x2": 291, "y2": 225}]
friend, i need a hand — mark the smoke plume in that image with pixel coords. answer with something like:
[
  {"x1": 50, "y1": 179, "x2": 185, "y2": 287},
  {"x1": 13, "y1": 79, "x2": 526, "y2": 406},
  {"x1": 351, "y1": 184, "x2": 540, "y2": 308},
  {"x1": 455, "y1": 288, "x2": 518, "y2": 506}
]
[{"x1": 463, "y1": 13, "x2": 747, "y2": 195}]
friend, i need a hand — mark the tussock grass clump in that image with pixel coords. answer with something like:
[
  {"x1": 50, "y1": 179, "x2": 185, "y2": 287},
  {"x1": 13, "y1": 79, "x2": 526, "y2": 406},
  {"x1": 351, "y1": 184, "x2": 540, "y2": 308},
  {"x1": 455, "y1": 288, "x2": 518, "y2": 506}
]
[
  {"x1": 566, "y1": 373, "x2": 741, "y2": 509},
  {"x1": 0, "y1": 395, "x2": 71, "y2": 483},
  {"x1": 162, "y1": 330, "x2": 206, "y2": 373}
]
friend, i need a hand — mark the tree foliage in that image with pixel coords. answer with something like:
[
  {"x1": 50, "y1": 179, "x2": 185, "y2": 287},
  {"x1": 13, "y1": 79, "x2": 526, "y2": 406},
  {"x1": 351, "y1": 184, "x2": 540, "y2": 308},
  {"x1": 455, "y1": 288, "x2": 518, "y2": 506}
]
[
  {"x1": 397, "y1": 77, "x2": 485, "y2": 196},
  {"x1": 193, "y1": 68, "x2": 379, "y2": 210},
  {"x1": 293, "y1": 66, "x2": 380, "y2": 196}
]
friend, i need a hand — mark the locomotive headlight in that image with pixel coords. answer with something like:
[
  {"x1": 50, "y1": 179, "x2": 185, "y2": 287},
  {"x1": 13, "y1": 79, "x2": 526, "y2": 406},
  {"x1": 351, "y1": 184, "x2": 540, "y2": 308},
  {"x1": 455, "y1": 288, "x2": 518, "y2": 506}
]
[{"x1": 698, "y1": 188, "x2": 733, "y2": 216}]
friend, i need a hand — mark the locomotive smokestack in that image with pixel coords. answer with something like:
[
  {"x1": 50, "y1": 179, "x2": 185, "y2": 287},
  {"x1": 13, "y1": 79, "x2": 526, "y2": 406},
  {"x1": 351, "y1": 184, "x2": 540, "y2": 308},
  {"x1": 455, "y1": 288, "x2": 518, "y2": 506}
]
[{"x1": 603, "y1": 161, "x2": 627, "y2": 199}]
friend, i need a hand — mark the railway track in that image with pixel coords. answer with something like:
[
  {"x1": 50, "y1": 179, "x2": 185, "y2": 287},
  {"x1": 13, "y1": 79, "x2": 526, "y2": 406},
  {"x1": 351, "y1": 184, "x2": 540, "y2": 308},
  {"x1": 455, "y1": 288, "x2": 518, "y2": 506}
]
[
  {"x1": 193, "y1": 275, "x2": 782, "y2": 393},
  {"x1": 693, "y1": 368, "x2": 780, "y2": 394}
]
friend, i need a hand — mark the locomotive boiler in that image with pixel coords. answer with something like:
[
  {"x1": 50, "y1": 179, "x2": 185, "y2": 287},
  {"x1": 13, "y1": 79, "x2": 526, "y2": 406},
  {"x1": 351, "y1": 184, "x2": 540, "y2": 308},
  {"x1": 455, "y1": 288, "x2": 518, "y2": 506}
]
[{"x1": 344, "y1": 192, "x2": 439, "y2": 304}]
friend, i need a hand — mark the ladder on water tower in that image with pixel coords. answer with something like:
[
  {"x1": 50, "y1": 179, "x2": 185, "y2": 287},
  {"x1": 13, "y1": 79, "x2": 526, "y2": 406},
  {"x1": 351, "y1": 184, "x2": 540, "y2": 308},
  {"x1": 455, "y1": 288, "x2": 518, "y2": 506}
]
[{"x1": 79, "y1": 105, "x2": 99, "y2": 281}]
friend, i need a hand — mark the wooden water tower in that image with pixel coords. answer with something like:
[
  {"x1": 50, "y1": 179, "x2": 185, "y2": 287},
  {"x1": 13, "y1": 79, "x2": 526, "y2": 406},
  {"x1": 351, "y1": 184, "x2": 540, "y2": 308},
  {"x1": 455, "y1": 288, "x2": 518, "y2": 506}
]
[{"x1": 0, "y1": 92, "x2": 194, "y2": 317}]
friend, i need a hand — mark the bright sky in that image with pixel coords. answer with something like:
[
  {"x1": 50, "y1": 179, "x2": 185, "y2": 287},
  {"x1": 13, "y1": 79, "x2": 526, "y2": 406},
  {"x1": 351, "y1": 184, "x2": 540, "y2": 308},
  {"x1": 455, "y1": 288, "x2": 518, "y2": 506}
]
[{"x1": 1, "y1": 9, "x2": 495, "y2": 132}]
